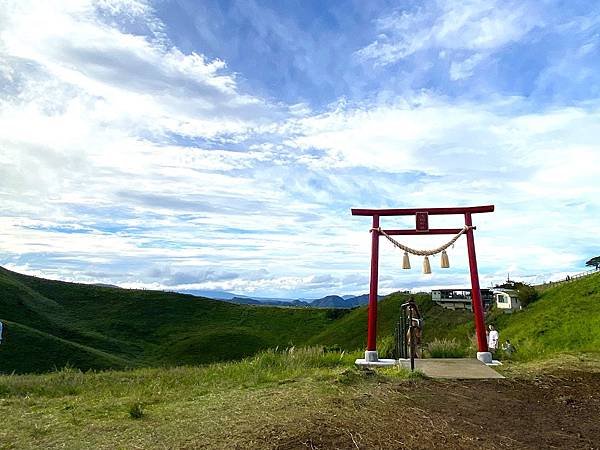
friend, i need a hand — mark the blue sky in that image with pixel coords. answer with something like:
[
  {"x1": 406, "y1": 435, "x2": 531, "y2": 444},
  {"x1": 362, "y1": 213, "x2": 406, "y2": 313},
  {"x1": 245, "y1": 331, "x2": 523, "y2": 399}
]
[{"x1": 1, "y1": 0, "x2": 599, "y2": 298}]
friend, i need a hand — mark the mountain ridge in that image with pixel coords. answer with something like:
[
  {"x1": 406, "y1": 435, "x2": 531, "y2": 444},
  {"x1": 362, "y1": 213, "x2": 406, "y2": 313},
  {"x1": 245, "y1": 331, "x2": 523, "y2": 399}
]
[{"x1": 186, "y1": 292, "x2": 383, "y2": 308}]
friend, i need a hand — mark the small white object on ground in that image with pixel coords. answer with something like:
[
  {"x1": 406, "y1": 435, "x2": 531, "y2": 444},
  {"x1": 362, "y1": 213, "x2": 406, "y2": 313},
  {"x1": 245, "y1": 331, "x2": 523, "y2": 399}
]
[{"x1": 486, "y1": 360, "x2": 503, "y2": 366}]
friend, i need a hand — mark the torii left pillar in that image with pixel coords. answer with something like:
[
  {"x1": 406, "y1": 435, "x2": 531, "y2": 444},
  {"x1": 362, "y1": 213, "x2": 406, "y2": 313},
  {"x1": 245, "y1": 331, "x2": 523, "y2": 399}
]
[{"x1": 364, "y1": 215, "x2": 380, "y2": 363}]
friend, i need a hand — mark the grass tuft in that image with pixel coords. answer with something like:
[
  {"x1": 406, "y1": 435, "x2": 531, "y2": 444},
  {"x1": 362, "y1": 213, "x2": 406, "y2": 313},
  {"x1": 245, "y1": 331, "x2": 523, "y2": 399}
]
[{"x1": 426, "y1": 338, "x2": 466, "y2": 358}]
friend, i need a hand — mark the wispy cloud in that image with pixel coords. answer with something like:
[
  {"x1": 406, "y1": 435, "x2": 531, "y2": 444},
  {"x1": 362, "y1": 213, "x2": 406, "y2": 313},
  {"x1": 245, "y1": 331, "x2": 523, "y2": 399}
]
[{"x1": 356, "y1": 0, "x2": 542, "y2": 73}]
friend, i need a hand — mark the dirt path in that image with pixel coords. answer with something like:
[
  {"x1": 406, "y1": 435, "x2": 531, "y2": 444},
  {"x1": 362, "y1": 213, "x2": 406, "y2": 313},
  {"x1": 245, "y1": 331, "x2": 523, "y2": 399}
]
[{"x1": 266, "y1": 370, "x2": 600, "y2": 449}]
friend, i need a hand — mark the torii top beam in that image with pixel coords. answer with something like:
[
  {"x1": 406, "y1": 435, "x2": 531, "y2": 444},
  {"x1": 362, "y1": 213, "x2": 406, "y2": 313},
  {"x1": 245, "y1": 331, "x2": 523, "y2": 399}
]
[{"x1": 351, "y1": 205, "x2": 494, "y2": 216}]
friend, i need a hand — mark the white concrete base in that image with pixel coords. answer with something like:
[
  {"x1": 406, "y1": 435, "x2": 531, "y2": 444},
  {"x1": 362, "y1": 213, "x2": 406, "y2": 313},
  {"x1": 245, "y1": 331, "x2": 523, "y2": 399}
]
[
  {"x1": 355, "y1": 358, "x2": 397, "y2": 368},
  {"x1": 477, "y1": 352, "x2": 493, "y2": 364},
  {"x1": 364, "y1": 350, "x2": 379, "y2": 362},
  {"x1": 355, "y1": 350, "x2": 397, "y2": 368}
]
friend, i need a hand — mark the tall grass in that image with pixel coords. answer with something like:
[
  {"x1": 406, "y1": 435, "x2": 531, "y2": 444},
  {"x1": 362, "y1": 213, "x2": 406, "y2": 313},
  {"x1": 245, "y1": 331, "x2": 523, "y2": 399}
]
[
  {"x1": 0, "y1": 347, "x2": 359, "y2": 399},
  {"x1": 426, "y1": 338, "x2": 466, "y2": 358}
]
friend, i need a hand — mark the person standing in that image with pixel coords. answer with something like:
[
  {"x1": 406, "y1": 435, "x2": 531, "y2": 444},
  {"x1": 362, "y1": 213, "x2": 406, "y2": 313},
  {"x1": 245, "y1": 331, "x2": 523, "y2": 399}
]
[
  {"x1": 487, "y1": 324, "x2": 499, "y2": 354},
  {"x1": 0, "y1": 320, "x2": 3, "y2": 345}
]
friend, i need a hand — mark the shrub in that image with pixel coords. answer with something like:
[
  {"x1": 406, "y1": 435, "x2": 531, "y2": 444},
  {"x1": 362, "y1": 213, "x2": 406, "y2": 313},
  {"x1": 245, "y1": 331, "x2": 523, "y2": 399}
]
[
  {"x1": 426, "y1": 338, "x2": 465, "y2": 358},
  {"x1": 517, "y1": 283, "x2": 539, "y2": 307},
  {"x1": 129, "y1": 402, "x2": 144, "y2": 419},
  {"x1": 325, "y1": 309, "x2": 351, "y2": 320}
]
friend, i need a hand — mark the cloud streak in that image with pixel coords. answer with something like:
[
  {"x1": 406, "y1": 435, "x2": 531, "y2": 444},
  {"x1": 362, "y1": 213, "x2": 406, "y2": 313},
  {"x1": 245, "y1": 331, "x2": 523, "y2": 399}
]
[{"x1": 356, "y1": 0, "x2": 542, "y2": 72}]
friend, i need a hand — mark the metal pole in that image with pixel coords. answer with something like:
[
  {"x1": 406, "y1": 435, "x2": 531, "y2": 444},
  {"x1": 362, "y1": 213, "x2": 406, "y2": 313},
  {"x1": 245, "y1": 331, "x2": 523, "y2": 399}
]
[
  {"x1": 464, "y1": 213, "x2": 488, "y2": 353},
  {"x1": 367, "y1": 215, "x2": 380, "y2": 353},
  {"x1": 402, "y1": 308, "x2": 407, "y2": 359},
  {"x1": 409, "y1": 307, "x2": 415, "y2": 371}
]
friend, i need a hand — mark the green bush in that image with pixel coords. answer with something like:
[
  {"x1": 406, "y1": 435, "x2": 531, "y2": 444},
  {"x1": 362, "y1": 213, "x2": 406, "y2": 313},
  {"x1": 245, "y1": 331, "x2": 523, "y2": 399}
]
[
  {"x1": 517, "y1": 283, "x2": 539, "y2": 307},
  {"x1": 324, "y1": 309, "x2": 351, "y2": 320},
  {"x1": 128, "y1": 402, "x2": 144, "y2": 419}
]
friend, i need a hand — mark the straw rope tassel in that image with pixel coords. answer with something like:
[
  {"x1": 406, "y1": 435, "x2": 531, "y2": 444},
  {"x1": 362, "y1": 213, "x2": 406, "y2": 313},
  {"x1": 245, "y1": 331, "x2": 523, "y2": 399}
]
[
  {"x1": 441, "y1": 250, "x2": 450, "y2": 268},
  {"x1": 402, "y1": 251, "x2": 411, "y2": 269},
  {"x1": 423, "y1": 256, "x2": 431, "y2": 274}
]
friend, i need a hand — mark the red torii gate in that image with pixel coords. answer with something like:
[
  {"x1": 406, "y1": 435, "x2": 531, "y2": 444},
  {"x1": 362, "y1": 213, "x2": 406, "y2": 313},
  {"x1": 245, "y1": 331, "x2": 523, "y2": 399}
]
[{"x1": 352, "y1": 205, "x2": 495, "y2": 364}]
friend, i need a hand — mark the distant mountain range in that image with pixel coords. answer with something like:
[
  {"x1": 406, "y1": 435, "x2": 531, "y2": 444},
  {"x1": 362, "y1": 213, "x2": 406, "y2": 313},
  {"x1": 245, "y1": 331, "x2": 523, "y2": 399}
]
[{"x1": 179, "y1": 290, "x2": 382, "y2": 308}]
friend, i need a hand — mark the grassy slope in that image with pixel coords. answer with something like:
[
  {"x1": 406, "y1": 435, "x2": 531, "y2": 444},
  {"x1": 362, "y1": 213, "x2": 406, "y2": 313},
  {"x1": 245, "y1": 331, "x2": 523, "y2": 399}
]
[
  {"x1": 493, "y1": 272, "x2": 600, "y2": 360},
  {"x1": 309, "y1": 273, "x2": 600, "y2": 361},
  {"x1": 1, "y1": 270, "x2": 600, "y2": 448},
  {"x1": 0, "y1": 267, "x2": 337, "y2": 373},
  {"x1": 0, "y1": 267, "x2": 474, "y2": 374},
  {"x1": 307, "y1": 292, "x2": 474, "y2": 351}
]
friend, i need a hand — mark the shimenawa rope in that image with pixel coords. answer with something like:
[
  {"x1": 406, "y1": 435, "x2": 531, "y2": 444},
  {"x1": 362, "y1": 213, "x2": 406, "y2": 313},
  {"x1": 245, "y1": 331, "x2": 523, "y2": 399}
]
[{"x1": 371, "y1": 226, "x2": 472, "y2": 256}]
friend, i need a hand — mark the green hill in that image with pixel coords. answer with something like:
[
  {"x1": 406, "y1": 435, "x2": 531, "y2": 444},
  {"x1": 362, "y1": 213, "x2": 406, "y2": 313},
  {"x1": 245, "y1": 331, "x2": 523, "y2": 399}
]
[
  {"x1": 0, "y1": 267, "x2": 336, "y2": 373},
  {"x1": 0, "y1": 265, "x2": 476, "y2": 373},
  {"x1": 493, "y1": 272, "x2": 600, "y2": 360},
  {"x1": 2, "y1": 265, "x2": 599, "y2": 374}
]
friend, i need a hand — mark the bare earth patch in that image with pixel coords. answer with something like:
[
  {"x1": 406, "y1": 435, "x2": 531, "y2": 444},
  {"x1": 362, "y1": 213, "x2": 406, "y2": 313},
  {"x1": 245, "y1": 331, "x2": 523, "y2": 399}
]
[{"x1": 258, "y1": 371, "x2": 600, "y2": 450}]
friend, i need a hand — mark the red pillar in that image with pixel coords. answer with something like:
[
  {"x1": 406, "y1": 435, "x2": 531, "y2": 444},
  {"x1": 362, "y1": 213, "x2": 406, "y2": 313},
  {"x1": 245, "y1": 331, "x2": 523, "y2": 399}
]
[
  {"x1": 465, "y1": 213, "x2": 488, "y2": 352},
  {"x1": 367, "y1": 215, "x2": 380, "y2": 352}
]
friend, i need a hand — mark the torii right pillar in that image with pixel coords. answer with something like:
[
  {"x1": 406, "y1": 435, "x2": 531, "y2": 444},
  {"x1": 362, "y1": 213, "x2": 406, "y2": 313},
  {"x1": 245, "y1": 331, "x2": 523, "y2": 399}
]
[{"x1": 465, "y1": 212, "x2": 492, "y2": 364}]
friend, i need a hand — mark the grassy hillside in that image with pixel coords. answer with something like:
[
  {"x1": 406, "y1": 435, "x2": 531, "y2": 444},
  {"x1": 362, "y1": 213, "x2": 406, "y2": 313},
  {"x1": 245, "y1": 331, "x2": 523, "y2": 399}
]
[
  {"x1": 2, "y1": 269, "x2": 600, "y2": 448},
  {"x1": 0, "y1": 267, "x2": 475, "y2": 374},
  {"x1": 307, "y1": 292, "x2": 474, "y2": 352},
  {"x1": 492, "y1": 272, "x2": 600, "y2": 360},
  {"x1": 3, "y1": 265, "x2": 599, "y2": 374},
  {"x1": 0, "y1": 267, "x2": 337, "y2": 373},
  {"x1": 310, "y1": 273, "x2": 600, "y2": 361}
]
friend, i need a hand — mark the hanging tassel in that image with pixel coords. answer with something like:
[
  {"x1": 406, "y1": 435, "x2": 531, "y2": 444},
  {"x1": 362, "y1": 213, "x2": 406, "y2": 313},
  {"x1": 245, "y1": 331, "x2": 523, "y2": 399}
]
[
  {"x1": 441, "y1": 250, "x2": 450, "y2": 268},
  {"x1": 402, "y1": 251, "x2": 411, "y2": 269},
  {"x1": 423, "y1": 256, "x2": 431, "y2": 274}
]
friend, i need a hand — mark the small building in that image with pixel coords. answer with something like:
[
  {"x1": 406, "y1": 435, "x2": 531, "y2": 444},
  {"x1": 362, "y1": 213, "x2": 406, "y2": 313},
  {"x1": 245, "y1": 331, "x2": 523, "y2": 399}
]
[
  {"x1": 493, "y1": 289, "x2": 521, "y2": 312},
  {"x1": 431, "y1": 289, "x2": 494, "y2": 311}
]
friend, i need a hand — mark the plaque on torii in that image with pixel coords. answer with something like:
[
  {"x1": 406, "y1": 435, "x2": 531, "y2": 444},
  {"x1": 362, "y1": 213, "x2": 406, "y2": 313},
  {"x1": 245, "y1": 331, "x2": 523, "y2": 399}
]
[
  {"x1": 351, "y1": 205, "x2": 495, "y2": 365},
  {"x1": 415, "y1": 212, "x2": 429, "y2": 232}
]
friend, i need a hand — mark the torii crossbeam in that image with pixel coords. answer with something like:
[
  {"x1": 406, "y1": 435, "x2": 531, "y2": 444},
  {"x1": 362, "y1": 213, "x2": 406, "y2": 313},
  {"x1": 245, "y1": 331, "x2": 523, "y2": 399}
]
[{"x1": 352, "y1": 205, "x2": 495, "y2": 364}]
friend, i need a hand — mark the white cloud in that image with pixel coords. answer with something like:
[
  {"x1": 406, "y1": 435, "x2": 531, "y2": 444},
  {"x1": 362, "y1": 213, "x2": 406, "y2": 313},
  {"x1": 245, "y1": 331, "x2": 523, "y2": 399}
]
[
  {"x1": 275, "y1": 95, "x2": 600, "y2": 287},
  {"x1": 449, "y1": 53, "x2": 486, "y2": 80},
  {"x1": 357, "y1": 0, "x2": 542, "y2": 79},
  {"x1": 0, "y1": 1, "x2": 598, "y2": 297}
]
